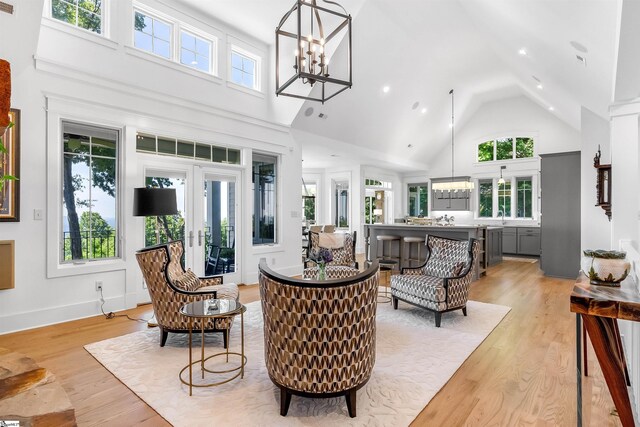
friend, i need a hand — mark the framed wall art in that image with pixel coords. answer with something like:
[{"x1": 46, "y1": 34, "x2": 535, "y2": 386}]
[{"x1": 0, "y1": 108, "x2": 20, "y2": 222}]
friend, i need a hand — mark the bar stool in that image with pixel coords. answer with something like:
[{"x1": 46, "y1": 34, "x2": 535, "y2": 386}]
[
  {"x1": 403, "y1": 236, "x2": 425, "y2": 269},
  {"x1": 376, "y1": 235, "x2": 401, "y2": 271}
]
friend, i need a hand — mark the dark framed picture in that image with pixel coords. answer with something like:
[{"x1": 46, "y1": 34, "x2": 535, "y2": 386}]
[{"x1": 0, "y1": 108, "x2": 20, "y2": 222}]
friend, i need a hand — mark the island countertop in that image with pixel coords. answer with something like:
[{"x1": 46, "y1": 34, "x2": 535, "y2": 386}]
[{"x1": 364, "y1": 223, "x2": 499, "y2": 278}]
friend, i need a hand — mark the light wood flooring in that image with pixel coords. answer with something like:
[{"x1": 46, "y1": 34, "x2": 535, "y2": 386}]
[{"x1": 0, "y1": 260, "x2": 623, "y2": 426}]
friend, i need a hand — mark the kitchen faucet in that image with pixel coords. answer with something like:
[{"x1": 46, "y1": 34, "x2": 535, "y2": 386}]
[{"x1": 497, "y1": 210, "x2": 506, "y2": 225}]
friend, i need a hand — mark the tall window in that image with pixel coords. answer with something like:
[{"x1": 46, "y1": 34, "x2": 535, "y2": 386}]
[
  {"x1": 407, "y1": 184, "x2": 428, "y2": 216},
  {"x1": 497, "y1": 180, "x2": 511, "y2": 218},
  {"x1": 62, "y1": 122, "x2": 119, "y2": 262},
  {"x1": 516, "y1": 178, "x2": 533, "y2": 218},
  {"x1": 253, "y1": 154, "x2": 277, "y2": 245},
  {"x1": 334, "y1": 181, "x2": 349, "y2": 228},
  {"x1": 52, "y1": 0, "x2": 103, "y2": 34},
  {"x1": 301, "y1": 182, "x2": 316, "y2": 222},
  {"x1": 134, "y1": 10, "x2": 171, "y2": 59},
  {"x1": 478, "y1": 180, "x2": 493, "y2": 218},
  {"x1": 364, "y1": 195, "x2": 375, "y2": 224},
  {"x1": 231, "y1": 49, "x2": 258, "y2": 90},
  {"x1": 180, "y1": 30, "x2": 212, "y2": 73}
]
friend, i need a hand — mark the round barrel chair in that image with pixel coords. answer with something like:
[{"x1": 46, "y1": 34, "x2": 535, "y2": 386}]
[{"x1": 258, "y1": 259, "x2": 379, "y2": 418}]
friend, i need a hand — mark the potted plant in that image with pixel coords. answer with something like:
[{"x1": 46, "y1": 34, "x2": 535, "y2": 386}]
[{"x1": 581, "y1": 249, "x2": 631, "y2": 287}]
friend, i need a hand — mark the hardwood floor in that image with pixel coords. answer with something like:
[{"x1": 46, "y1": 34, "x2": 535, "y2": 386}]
[{"x1": 0, "y1": 260, "x2": 623, "y2": 426}]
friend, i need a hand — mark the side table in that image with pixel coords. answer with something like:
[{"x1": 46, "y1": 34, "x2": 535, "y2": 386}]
[{"x1": 179, "y1": 299, "x2": 247, "y2": 396}]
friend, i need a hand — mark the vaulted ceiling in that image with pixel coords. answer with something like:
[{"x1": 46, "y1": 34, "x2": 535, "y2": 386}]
[{"x1": 179, "y1": 0, "x2": 619, "y2": 171}]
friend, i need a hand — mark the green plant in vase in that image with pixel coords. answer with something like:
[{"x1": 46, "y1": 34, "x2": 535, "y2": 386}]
[{"x1": 0, "y1": 122, "x2": 16, "y2": 192}]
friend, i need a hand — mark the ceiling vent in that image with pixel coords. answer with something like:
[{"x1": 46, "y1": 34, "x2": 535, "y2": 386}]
[
  {"x1": 576, "y1": 55, "x2": 587, "y2": 67},
  {"x1": 318, "y1": 113, "x2": 328, "y2": 119},
  {"x1": 0, "y1": 1, "x2": 14, "y2": 14}
]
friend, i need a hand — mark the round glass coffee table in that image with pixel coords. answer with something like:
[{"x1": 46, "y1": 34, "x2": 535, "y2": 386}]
[{"x1": 179, "y1": 299, "x2": 247, "y2": 396}]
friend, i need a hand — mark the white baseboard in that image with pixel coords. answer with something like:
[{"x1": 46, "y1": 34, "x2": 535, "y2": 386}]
[{"x1": 0, "y1": 295, "x2": 126, "y2": 335}]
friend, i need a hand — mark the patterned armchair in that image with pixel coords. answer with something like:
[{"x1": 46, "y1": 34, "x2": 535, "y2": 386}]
[
  {"x1": 135, "y1": 241, "x2": 239, "y2": 347},
  {"x1": 304, "y1": 231, "x2": 358, "y2": 269},
  {"x1": 259, "y1": 259, "x2": 379, "y2": 418},
  {"x1": 391, "y1": 235, "x2": 479, "y2": 327}
]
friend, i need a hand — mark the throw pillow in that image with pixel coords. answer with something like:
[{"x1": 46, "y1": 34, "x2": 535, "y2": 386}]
[{"x1": 174, "y1": 269, "x2": 201, "y2": 291}]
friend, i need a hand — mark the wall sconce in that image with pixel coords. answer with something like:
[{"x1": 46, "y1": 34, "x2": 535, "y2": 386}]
[{"x1": 593, "y1": 146, "x2": 611, "y2": 221}]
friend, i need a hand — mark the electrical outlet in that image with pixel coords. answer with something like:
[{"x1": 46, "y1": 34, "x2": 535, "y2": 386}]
[{"x1": 95, "y1": 280, "x2": 103, "y2": 292}]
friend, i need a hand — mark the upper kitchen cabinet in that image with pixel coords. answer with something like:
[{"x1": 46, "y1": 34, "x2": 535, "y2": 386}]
[{"x1": 431, "y1": 177, "x2": 472, "y2": 211}]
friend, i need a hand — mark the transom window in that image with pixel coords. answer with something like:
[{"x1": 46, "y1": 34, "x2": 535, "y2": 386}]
[
  {"x1": 231, "y1": 49, "x2": 258, "y2": 90},
  {"x1": 62, "y1": 122, "x2": 119, "y2": 262},
  {"x1": 478, "y1": 137, "x2": 534, "y2": 162},
  {"x1": 52, "y1": 0, "x2": 104, "y2": 34},
  {"x1": 134, "y1": 10, "x2": 171, "y2": 59},
  {"x1": 136, "y1": 133, "x2": 240, "y2": 165},
  {"x1": 180, "y1": 30, "x2": 212, "y2": 73}
]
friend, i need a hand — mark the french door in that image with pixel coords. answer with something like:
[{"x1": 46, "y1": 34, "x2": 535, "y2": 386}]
[
  {"x1": 143, "y1": 163, "x2": 242, "y2": 284},
  {"x1": 193, "y1": 167, "x2": 241, "y2": 284}
]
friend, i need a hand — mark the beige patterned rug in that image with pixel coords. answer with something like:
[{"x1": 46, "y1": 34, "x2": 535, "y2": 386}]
[{"x1": 85, "y1": 299, "x2": 510, "y2": 427}]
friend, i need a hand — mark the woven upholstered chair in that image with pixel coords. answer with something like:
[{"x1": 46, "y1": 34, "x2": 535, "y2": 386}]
[
  {"x1": 391, "y1": 235, "x2": 479, "y2": 327},
  {"x1": 258, "y1": 259, "x2": 379, "y2": 418},
  {"x1": 135, "y1": 241, "x2": 239, "y2": 347},
  {"x1": 304, "y1": 231, "x2": 358, "y2": 269}
]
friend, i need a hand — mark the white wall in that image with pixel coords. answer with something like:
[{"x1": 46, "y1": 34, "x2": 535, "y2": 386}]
[
  {"x1": 580, "y1": 107, "x2": 612, "y2": 251},
  {"x1": 0, "y1": 0, "x2": 302, "y2": 334}
]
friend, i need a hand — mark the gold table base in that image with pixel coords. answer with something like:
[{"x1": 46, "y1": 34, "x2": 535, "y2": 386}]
[{"x1": 180, "y1": 309, "x2": 246, "y2": 396}]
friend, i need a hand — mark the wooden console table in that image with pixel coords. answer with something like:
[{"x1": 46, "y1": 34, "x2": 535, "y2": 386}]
[{"x1": 570, "y1": 275, "x2": 639, "y2": 426}]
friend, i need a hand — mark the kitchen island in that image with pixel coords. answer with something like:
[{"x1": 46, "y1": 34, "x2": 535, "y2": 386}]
[{"x1": 364, "y1": 224, "x2": 502, "y2": 278}]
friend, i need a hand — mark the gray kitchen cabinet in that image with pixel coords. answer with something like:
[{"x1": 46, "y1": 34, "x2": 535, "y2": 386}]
[
  {"x1": 431, "y1": 189, "x2": 469, "y2": 211},
  {"x1": 430, "y1": 177, "x2": 472, "y2": 211},
  {"x1": 487, "y1": 228, "x2": 503, "y2": 266},
  {"x1": 517, "y1": 228, "x2": 541, "y2": 256},
  {"x1": 502, "y1": 228, "x2": 517, "y2": 254},
  {"x1": 540, "y1": 152, "x2": 581, "y2": 278}
]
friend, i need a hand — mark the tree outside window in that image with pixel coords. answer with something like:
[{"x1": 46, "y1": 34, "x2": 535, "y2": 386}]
[
  {"x1": 62, "y1": 123, "x2": 118, "y2": 261},
  {"x1": 478, "y1": 141, "x2": 494, "y2": 162},
  {"x1": 52, "y1": 0, "x2": 103, "y2": 34},
  {"x1": 516, "y1": 178, "x2": 533, "y2": 218},
  {"x1": 253, "y1": 154, "x2": 277, "y2": 245},
  {"x1": 478, "y1": 180, "x2": 493, "y2": 217},
  {"x1": 498, "y1": 180, "x2": 511, "y2": 218}
]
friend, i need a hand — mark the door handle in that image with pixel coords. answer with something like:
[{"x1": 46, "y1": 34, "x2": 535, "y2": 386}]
[
  {"x1": 188, "y1": 230, "x2": 194, "y2": 247},
  {"x1": 198, "y1": 230, "x2": 203, "y2": 246}
]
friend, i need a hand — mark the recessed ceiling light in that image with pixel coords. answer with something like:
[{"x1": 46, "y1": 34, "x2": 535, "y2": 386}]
[
  {"x1": 518, "y1": 48, "x2": 527, "y2": 56},
  {"x1": 536, "y1": 84, "x2": 543, "y2": 90},
  {"x1": 548, "y1": 106, "x2": 555, "y2": 111},
  {"x1": 382, "y1": 86, "x2": 390, "y2": 93},
  {"x1": 421, "y1": 108, "x2": 427, "y2": 114},
  {"x1": 448, "y1": 123, "x2": 454, "y2": 128},
  {"x1": 412, "y1": 102, "x2": 420, "y2": 110}
]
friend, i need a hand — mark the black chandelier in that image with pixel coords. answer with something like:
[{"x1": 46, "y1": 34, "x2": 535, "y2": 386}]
[{"x1": 275, "y1": 0, "x2": 352, "y2": 104}]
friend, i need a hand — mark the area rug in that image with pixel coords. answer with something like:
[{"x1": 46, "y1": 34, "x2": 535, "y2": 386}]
[{"x1": 85, "y1": 299, "x2": 510, "y2": 427}]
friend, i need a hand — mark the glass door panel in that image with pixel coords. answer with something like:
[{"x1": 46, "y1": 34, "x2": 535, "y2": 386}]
[{"x1": 196, "y1": 169, "x2": 241, "y2": 284}]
